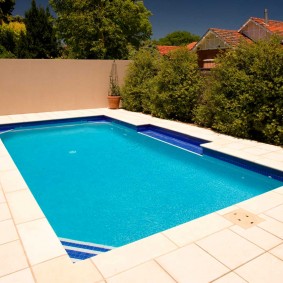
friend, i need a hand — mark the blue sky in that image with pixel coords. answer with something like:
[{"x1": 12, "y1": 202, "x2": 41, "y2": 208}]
[{"x1": 13, "y1": 0, "x2": 283, "y2": 39}]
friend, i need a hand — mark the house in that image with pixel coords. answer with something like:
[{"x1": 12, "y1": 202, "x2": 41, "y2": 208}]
[{"x1": 193, "y1": 11, "x2": 283, "y2": 69}]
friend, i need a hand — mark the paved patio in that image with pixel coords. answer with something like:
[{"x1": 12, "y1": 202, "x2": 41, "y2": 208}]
[{"x1": 0, "y1": 108, "x2": 283, "y2": 283}]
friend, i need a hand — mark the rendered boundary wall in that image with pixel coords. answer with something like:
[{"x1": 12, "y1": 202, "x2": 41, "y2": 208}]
[{"x1": 0, "y1": 59, "x2": 130, "y2": 115}]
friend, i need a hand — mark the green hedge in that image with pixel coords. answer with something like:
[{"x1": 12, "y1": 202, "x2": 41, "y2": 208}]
[
  {"x1": 150, "y1": 47, "x2": 203, "y2": 121},
  {"x1": 121, "y1": 48, "x2": 161, "y2": 113},
  {"x1": 122, "y1": 47, "x2": 203, "y2": 121},
  {"x1": 122, "y1": 36, "x2": 283, "y2": 146},
  {"x1": 194, "y1": 36, "x2": 283, "y2": 145}
]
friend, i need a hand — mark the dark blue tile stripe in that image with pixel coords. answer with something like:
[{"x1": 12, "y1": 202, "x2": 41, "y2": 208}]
[
  {"x1": 65, "y1": 249, "x2": 98, "y2": 260},
  {"x1": 61, "y1": 240, "x2": 111, "y2": 252},
  {"x1": 0, "y1": 115, "x2": 111, "y2": 133}
]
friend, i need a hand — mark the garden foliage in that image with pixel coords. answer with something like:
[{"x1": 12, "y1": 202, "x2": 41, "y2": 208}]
[
  {"x1": 194, "y1": 36, "x2": 283, "y2": 145},
  {"x1": 17, "y1": 0, "x2": 59, "y2": 58},
  {"x1": 123, "y1": 36, "x2": 283, "y2": 145},
  {"x1": 50, "y1": 0, "x2": 152, "y2": 59},
  {"x1": 155, "y1": 30, "x2": 200, "y2": 46},
  {"x1": 151, "y1": 48, "x2": 202, "y2": 121},
  {"x1": 122, "y1": 47, "x2": 203, "y2": 121},
  {"x1": 122, "y1": 47, "x2": 161, "y2": 112}
]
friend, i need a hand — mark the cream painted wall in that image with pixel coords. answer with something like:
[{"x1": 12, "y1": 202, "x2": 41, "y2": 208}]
[{"x1": 0, "y1": 59, "x2": 130, "y2": 115}]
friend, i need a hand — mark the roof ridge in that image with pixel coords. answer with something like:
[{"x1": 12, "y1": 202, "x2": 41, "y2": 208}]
[
  {"x1": 251, "y1": 17, "x2": 283, "y2": 23},
  {"x1": 210, "y1": 28, "x2": 238, "y2": 32}
]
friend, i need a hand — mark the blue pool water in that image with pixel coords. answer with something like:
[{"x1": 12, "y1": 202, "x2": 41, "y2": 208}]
[{"x1": 1, "y1": 121, "x2": 282, "y2": 248}]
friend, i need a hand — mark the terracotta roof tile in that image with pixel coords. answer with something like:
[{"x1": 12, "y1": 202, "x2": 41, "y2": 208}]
[
  {"x1": 251, "y1": 17, "x2": 283, "y2": 36},
  {"x1": 187, "y1": 42, "x2": 197, "y2": 50},
  {"x1": 156, "y1": 45, "x2": 179, "y2": 55},
  {"x1": 157, "y1": 42, "x2": 197, "y2": 55},
  {"x1": 210, "y1": 28, "x2": 252, "y2": 47}
]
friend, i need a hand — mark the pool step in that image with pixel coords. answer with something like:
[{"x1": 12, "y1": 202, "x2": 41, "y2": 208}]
[
  {"x1": 137, "y1": 125, "x2": 209, "y2": 155},
  {"x1": 59, "y1": 237, "x2": 114, "y2": 262}
]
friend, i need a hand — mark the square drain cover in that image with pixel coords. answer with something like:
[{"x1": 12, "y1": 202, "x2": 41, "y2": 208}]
[{"x1": 224, "y1": 209, "x2": 264, "y2": 229}]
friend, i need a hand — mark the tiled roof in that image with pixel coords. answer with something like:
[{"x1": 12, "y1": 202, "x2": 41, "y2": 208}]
[
  {"x1": 250, "y1": 17, "x2": 283, "y2": 36},
  {"x1": 157, "y1": 42, "x2": 197, "y2": 55},
  {"x1": 187, "y1": 41, "x2": 197, "y2": 50},
  {"x1": 156, "y1": 45, "x2": 179, "y2": 55},
  {"x1": 210, "y1": 28, "x2": 252, "y2": 47}
]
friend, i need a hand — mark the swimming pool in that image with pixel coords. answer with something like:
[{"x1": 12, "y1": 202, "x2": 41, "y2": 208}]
[{"x1": 1, "y1": 116, "x2": 282, "y2": 261}]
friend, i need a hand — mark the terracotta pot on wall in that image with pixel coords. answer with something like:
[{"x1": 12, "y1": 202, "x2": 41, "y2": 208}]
[{"x1": 107, "y1": 95, "x2": 121, "y2": 109}]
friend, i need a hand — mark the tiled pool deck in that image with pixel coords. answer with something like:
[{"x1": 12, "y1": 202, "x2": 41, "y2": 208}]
[{"x1": 0, "y1": 108, "x2": 283, "y2": 283}]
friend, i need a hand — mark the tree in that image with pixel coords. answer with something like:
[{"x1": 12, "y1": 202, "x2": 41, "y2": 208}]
[
  {"x1": 17, "y1": 0, "x2": 59, "y2": 58},
  {"x1": 0, "y1": 0, "x2": 15, "y2": 23},
  {"x1": 0, "y1": 24, "x2": 16, "y2": 55},
  {"x1": 156, "y1": 31, "x2": 200, "y2": 46},
  {"x1": 50, "y1": 0, "x2": 152, "y2": 59}
]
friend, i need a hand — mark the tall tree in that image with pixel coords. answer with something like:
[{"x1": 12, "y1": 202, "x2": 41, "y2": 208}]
[
  {"x1": 17, "y1": 0, "x2": 59, "y2": 58},
  {"x1": 156, "y1": 31, "x2": 200, "y2": 46},
  {"x1": 50, "y1": 0, "x2": 152, "y2": 59},
  {"x1": 0, "y1": 0, "x2": 15, "y2": 23}
]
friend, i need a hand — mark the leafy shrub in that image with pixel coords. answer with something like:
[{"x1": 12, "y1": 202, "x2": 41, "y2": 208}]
[
  {"x1": 193, "y1": 76, "x2": 214, "y2": 127},
  {"x1": 194, "y1": 36, "x2": 283, "y2": 145},
  {"x1": 121, "y1": 47, "x2": 161, "y2": 112},
  {"x1": 150, "y1": 47, "x2": 203, "y2": 121},
  {"x1": 0, "y1": 24, "x2": 17, "y2": 55},
  {"x1": 0, "y1": 44, "x2": 16, "y2": 58}
]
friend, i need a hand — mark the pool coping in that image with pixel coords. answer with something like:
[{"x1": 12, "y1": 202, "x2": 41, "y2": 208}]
[{"x1": 0, "y1": 108, "x2": 283, "y2": 283}]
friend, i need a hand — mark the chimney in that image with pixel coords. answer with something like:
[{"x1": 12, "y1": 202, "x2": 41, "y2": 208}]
[{"x1": 264, "y1": 9, "x2": 269, "y2": 24}]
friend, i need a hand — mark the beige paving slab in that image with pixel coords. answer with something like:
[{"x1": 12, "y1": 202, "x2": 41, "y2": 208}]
[
  {"x1": 261, "y1": 152, "x2": 283, "y2": 162},
  {"x1": 235, "y1": 253, "x2": 283, "y2": 283},
  {"x1": 0, "y1": 170, "x2": 28, "y2": 193},
  {"x1": 230, "y1": 225, "x2": 282, "y2": 250},
  {"x1": 241, "y1": 147, "x2": 271, "y2": 156},
  {"x1": 0, "y1": 142, "x2": 9, "y2": 157},
  {"x1": 0, "y1": 268, "x2": 35, "y2": 283},
  {"x1": 0, "y1": 187, "x2": 4, "y2": 203},
  {"x1": 256, "y1": 143, "x2": 282, "y2": 152},
  {"x1": 0, "y1": 220, "x2": 18, "y2": 245},
  {"x1": 163, "y1": 213, "x2": 232, "y2": 247},
  {"x1": 255, "y1": 158, "x2": 283, "y2": 171},
  {"x1": 0, "y1": 156, "x2": 17, "y2": 172},
  {"x1": 270, "y1": 243, "x2": 283, "y2": 260},
  {"x1": 213, "y1": 272, "x2": 247, "y2": 283},
  {"x1": 0, "y1": 116, "x2": 13, "y2": 124},
  {"x1": 107, "y1": 260, "x2": 176, "y2": 283},
  {"x1": 0, "y1": 240, "x2": 29, "y2": 278},
  {"x1": 157, "y1": 243, "x2": 229, "y2": 283},
  {"x1": 7, "y1": 115, "x2": 26, "y2": 123},
  {"x1": 274, "y1": 186, "x2": 283, "y2": 195},
  {"x1": 258, "y1": 214, "x2": 283, "y2": 239},
  {"x1": 17, "y1": 218, "x2": 66, "y2": 266},
  {"x1": 196, "y1": 229, "x2": 264, "y2": 269},
  {"x1": 0, "y1": 203, "x2": 11, "y2": 221},
  {"x1": 6, "y1": 189, "x2": 45, "y2": 224},
  {"x1": 216, "y1": 205, "x2": 239, "y2": 215},
  {"x1": 264, "y1": 204, "x2": 283, "y2": 223},
  {"x1": 32, "y1": 255, "x2": 103, "y2": 283},
  {"x1": 92, "y1": 233, "x2": 177, "y2": 278},
  {"x1": 224, "y1": 142, "x2": 253, "y2": 150},
  {"x1": 237, "y1": 191, "x2": 283, "y2": 214}
]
